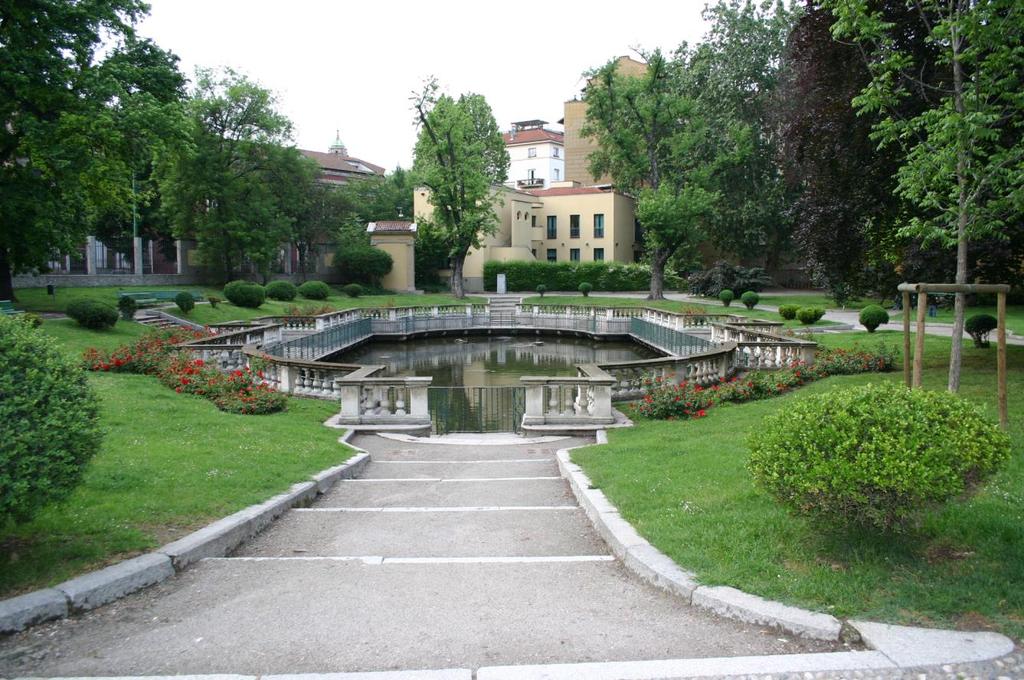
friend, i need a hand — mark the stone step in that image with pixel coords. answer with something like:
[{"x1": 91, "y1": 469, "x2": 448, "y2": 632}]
[
  {"x1": 16, "y1": 558, "x2": 827, "y2": 676},
  {"x1": 317, "y1": 478, "x2": 576, "y2": 508},
  {"x1": 234, "y1": 506, "x2": 605, "y2": 558},
  {"x1": 357, "y1": 460, "x2": 560, "y2": 479}
]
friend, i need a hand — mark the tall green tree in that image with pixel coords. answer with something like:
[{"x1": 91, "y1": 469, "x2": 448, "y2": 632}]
[
  {"x1": 825, "y1": 0, "x2": 1024, "y2": 391},
  {"x1": 160, "y1": 69, "x2": 307, "y2": 282},
  {"x1": 582, "y1": 50, "x2": 725, "y2": 299},
  {"x1": 0, "y1": 1, "x2": 184, "y2": 298},
  {"x1": 412, "y1": 79, "x2": 508, "y2": 299},
  {"x1": 685, "y1": 0, "x2": 799, "y2": 267}
]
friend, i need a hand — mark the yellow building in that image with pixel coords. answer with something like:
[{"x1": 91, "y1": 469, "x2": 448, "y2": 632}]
[
  {"x1": 561, "y1": 56, "x2": 647, "y2": 186},
  {"x1": 367, "y1": 221, "x2": 417, "y2": 293},
  {"x1": 414, "y1": 183, "x2": 637, "y2": 292}
]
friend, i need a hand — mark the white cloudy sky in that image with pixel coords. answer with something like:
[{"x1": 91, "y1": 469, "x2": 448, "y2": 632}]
[{"x1": 138, "y1": 1, "x2": 711, "y2": 171}]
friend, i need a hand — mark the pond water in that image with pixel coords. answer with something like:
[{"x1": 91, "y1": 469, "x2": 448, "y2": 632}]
[{"x1": 327, "y1": 334, "x2": 662, "y2": 387}]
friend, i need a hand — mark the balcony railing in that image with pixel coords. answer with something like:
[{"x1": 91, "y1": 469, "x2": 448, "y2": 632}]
[{"x1": 516, "y1": 177, "x2": 545, "y2": 188}]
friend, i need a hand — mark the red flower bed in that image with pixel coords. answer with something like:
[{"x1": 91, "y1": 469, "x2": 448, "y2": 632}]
[
  {"x1": 83, "y1": 329, "x2": 286, "y2": 415},
  {"x1": 632, "y1": 343, "x2": 896, "y2": 421}
]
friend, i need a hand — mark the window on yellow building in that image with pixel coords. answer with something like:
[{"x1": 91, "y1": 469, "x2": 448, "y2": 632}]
[
  {"x1": 570, "y1": 248, "x2": 580, "y2": 262},
  {"x1": 594, "y1": 248, "x2": 604, "y2": 261},
  {"x1": 570, "y1": 214, "x2": 580, "y2": 238},
  {"x1": 594, "y1": 214, "x2": 605, "y2": 238},
  {"x1": 547, "y1": 248, "x2": 557, "y2": 262},
  {"x1": 546, "y1": 216, "x2": 557, "y2": 239}
]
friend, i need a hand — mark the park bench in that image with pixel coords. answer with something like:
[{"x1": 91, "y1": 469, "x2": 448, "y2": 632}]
[
  {"x1": 117, "y1": 291, "x2": 204, "y2": 307},
  {"x1": 0, "y1": 300, "x2": 23, "y2": 316}
]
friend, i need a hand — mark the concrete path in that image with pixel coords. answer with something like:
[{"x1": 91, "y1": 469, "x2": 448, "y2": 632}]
[{"x1": 0, "y1": 435, "x2": 840, "y2": 677}]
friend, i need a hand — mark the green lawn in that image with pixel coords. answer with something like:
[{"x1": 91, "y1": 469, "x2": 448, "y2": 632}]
[
  {"x1": 12, "y1": 285, "x2": 221, "y2": 313},
  {"x1": 1, "y1": 330, "x2": 352, "y2": 597},
  {"x1": 574, "y1": 331, "x2": 1023, "y2": 640},
  {"x1": 521, "y1": 295, "x2": 839, "y2": 328},
  {"x1": 755, "y1": 294, "x2": 888, "y2": 310},
  {"x1": 926, "y1": 305, "x2": 1024, "y2": 336}
]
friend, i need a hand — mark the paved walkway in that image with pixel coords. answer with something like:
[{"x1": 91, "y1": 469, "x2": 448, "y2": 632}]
[{"x1": 0, "y1": 435, "x2": 841, "y2": 677}]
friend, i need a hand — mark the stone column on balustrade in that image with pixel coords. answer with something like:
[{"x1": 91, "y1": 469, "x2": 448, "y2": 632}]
[
  {"x1": 133, "y1": 236, "x2": 144, "y2": 275},
  {"x1": 337, "y1": 383, "x2": 363, "y2": 424},
  {"x1": 407, "y1": 381, "x2": 430, "y2": 420},
  {"x1": 521, "y1": 379, "x2": 547, "y2": 426},
  {"x1": 85, "y1": 236, "x2": 97, "y2": 275}
]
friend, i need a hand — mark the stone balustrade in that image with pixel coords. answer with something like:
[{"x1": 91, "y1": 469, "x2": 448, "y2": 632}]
[
  {"x1": 335, "y1": 366, "x2": 431, "y2": 428},
  {"x1": 520, "y1": 370, "x2": 617, "y2": 429},
  {"x1": 595, "y1": 343, "x2": 737, "y2": 401}
]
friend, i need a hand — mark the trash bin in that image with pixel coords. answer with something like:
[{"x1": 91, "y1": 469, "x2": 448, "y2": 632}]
[{"x1": 46, "y1": 284, "x2": 56, "y2": 297}]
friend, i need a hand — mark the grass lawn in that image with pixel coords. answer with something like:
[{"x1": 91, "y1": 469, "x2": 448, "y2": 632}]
[
  {"x1": 925, "y1": 305, "x2": 1024, "y2": 336},
  {"x1": 574, "y1": 331, "x2": 1023, "y2": 640},
  {"x1": 12, "y1": 285, "x2": 222, "y2": 313},
  {"x1": 1, "y1": 330, "x2": 352, "y2": 597},
  {"x1": 521, "y1": 294, "x2": 839, "y2": 329},
  {"x1": 755, "y1": 293, "x2": 887, "y2": 310}
]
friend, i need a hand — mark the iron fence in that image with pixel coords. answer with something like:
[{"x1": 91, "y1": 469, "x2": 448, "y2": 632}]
[{"x1": 428, "y1": 386, "x2": 526, "y2": 433}]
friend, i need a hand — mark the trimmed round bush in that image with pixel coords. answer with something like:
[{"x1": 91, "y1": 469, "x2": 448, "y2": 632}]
[
  {"x1": 265, "y1": 280, "x2": 297, "y2": 301},
  {"x1": 174, "y1": 291, "x2": 195, "y2": 314},
  {"x1": 719, "y1": 289, "x2": 734, "y2": 307},
  {"x1": 740, "y1": 290, "x2": 759, "y2": 310},
  {"x1": 223, "y1": 281, "x2": 266, "y2": 308},
  {"x1": 578, "y1": 282, "x2": 593, "y2": 297},
  {"x1": 117, "y1": 296, "x2": 137, "y2": 320},
  {"x1": 342, "y1": 283, "x2": 363, "y2": 298},
  {"x1": 536, "y1": 284, "x2": 547, "y2": 298},
  {"x1": 965, "y1": 313, "x2": 998, "y2": 348},
  {"x1": 796, "y1": 306, "x2": 825, "y2": 325},
  {"x1": 748, "y1": 382, "x2": 1010, "y2": 531},
  {"x1": 298, "y1": 280, "x2": 330, "y2": 300},
  {"x1": 207, "y1": 295, "x2": 221, "y2": 308},
  {"x1": 336, "y1": 246, "x2": 392, "y2": 285},
  {"x1": 0, "y1": 316, "x2": 102, "y2": 523},
  {"x1": 66, "y1": 299, "x2": 118, "y2": 329},
  {"x1": 778, "y1": 304, "x2": 799, "y2": 320},
  {"x1": 859, "y1": 304, "x2": 890, "y2": 333}
]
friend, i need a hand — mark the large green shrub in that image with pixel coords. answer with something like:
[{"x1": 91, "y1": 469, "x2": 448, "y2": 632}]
[
  {"x1": 223, "y1": 281, "x2": 266, "y2": 308},
  {"x1": 536, "y1": 284, "x2": 547, "y2": 298},
  {"x1": 174, "y1": 291, "x2": 195, "y2": 314},
  {"x1": 748, "y1": 382, "x2": 1010, "y2": 531},
  {"x1": 483, "y1": 260, "x2": 682, "y2": 292},
  {"x1": 859, "y1": 305, "x2": 890, "y2": 332},
  {"x1": 66, "y1": 300, "x2": 118, "y2": 329},
  {"x1": 719, "y1": 289, "x2": 734, "y2": 307},
  {"x1": 740, "y1": 291, "x2": 759, "y2": 309},
  {"x1": 336, "y1": 246, "x2": 392, "y2": 285},
  {"x1": 578, "y1": 282, "x2": 593, "y2": 297},
  {"x1": 965, "y1": 313, "x2": 998, "y2": 348},
  {"x1": 796, "y1": 306, "x2": 825, "y2": 325},
  {"x1": 0, "y1": 316, "x2": 102, "y2": 523},
  {"x1": 342, "y1": 283, "x2": 364, "y2": 298},
  {"x1": 778, "y1": 304, "x2": 799, "y2": 320},
  {"x1": 265, "y1": 280, "x2": 297, "y2": 301},
  {"x1": 298, "y1": 280, "x2": 330, "y2": 300}
]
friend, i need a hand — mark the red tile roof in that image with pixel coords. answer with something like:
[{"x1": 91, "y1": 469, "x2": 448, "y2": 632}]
[
  {"x1": 300, "y1": 149, "x2": 385, "y2": 177},
  {"x1": 525, "y1": 187, "x2": 610, "y2": 197},
  {"x1": 502, "y1": 128, "x2": 564, "y2": 146},
  {"x1": 368, "y1": 220, "x2": 416, "y2": 233}
]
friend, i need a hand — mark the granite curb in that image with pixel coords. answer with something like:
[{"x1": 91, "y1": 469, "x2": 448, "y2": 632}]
[
  {"x1": 0, "y1": 433, "x2": 367, "y2": 635},
  {"x1": 556, "y1": 435, "x2": 1017, "y2": 672}
]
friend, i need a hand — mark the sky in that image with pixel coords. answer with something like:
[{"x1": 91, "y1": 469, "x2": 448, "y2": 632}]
[{"x1": 137, "y1": 1, "x2": 712, "y2": 171}]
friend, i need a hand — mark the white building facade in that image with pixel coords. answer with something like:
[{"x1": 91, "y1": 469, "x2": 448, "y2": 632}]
[{"x1": 502, "y1": 120, "x2": 565, "y2": 191}]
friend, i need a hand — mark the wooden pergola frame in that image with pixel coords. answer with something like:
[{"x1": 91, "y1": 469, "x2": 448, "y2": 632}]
[{"x1": 898, "y1": 282, "x2": 1010, "y2": 430}]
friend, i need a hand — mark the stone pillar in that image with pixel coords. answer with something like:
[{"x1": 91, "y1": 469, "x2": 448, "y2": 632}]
[
  {"x1": 408, "y1": 384, "x2": 429, "y2": 419},
  {"x1": 337, "y1": 384, "x2": 362, "y2": 423},
  {"x1": 85, "y1": 236, "x2": 97, "y2": 275},
  {"x1": 133, "y1": 236, "x2": 144, "y2": 275}
]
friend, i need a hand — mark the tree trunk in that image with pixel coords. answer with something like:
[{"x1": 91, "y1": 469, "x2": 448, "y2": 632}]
[
  {"x1": 647, "y1": 248, "x2": 668, "y2": 300},
  {"x1": 0, "y1": 247, "x2": 15, "y2": 302},
  {"x1": 450, "y1": 255, "x2": 466, "y2": 299}
]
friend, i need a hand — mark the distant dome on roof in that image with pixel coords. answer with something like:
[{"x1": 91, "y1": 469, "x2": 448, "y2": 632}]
[{"x1": 329, "y1": 130, "x2": 348, "y2": 156}]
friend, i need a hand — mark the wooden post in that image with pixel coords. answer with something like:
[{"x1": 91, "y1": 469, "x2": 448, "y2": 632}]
[
  {"x1": 902, "y1": 291, "x2": 912, "y2": 387},
  {"x1": 913, "y1": 292, "x2": 927, "y2": 388},
  {"x1": 997, "y1": 291, "x2": 1008, "y2": 430}
]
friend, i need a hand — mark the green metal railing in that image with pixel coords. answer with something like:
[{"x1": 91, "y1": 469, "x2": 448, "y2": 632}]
[
  {"x1": 268, "y1": 317, "x2": 372, "y2": 360},
  {"x1": 428, "y1": 386, "x2": 526, "y2": 433},
  {"x1": 629, "y1": 317, "x2": 711, "y2": 356}
]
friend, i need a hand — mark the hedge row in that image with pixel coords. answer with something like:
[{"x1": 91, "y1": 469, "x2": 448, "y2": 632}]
[{"x1": 483, "y1": 261, "x2": 682, "y2": 292}]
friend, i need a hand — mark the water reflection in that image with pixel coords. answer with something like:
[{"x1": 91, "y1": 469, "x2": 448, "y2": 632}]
[{"x1": 327, "y1": 335, "x2": 661, "y2": 387}]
